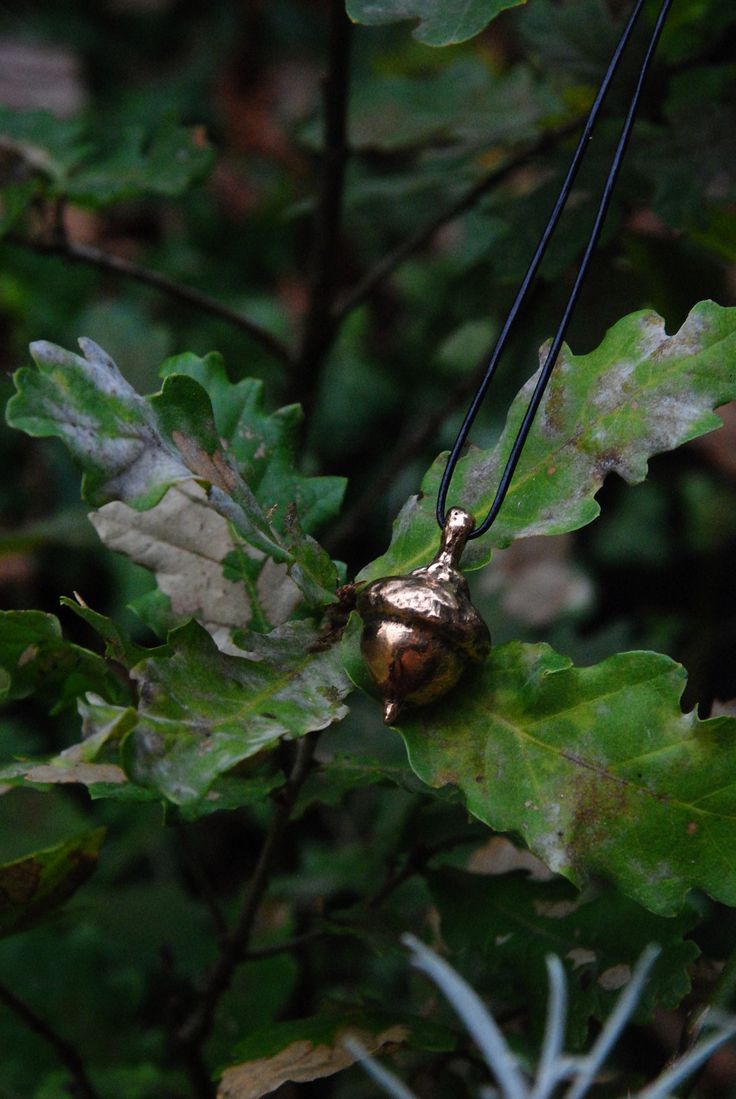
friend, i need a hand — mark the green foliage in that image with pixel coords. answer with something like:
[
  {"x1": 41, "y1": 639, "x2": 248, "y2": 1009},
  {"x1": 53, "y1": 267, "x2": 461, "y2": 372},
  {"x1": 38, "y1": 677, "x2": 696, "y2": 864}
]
[
  {"x1": 119, "y1": 619, "x2": 350, "y2": 804},
  {"x1": 0, "y1": 828, "x2": 105, "y2": 938},
  {"x1": 362, "y1": 301, "x2": 736, "y2": 580},
  {"x1": 430, "y1": 868, "x2": 701, "y2": 1043},
  {"x1": 1, "y1": 1, "x2": 735, "y2": 1096},
  {"x1": 346, "y1": 0, "x2": 528, "y2": 46},
  {"x1": 0, "y1": 108, "x2": 212, "y2": 222},
  {"x1": 0, "y1": 609, "x2": 127, "y2": 711},
  {"x1": 7, "y1": 338, "x2": 339, "y2": 607}
]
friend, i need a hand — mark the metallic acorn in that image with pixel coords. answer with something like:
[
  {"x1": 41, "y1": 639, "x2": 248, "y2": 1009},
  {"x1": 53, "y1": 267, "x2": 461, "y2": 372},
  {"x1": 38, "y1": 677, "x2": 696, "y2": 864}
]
[{"x1": 357, "y1": 507, "x2": 491, "y2": 724}]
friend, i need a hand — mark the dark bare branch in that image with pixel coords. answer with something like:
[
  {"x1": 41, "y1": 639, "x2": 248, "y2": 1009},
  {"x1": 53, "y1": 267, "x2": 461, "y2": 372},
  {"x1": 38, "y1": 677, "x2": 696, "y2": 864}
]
[
  {"x1": 0, "y1": 980, "x2": 101, "y2": 1099},
  {"x1": 332, "y1": 119, "x2": 580, "y2": 323},
  {"x1": 6, "y1": 233, "x2": 294, "y2": 368},
  {"x1": 177, "y1": 732, "x2": 318, "y2": 1050},
  {"x1": 292, "y1": 0, "x2": 353, "y2": 417}
]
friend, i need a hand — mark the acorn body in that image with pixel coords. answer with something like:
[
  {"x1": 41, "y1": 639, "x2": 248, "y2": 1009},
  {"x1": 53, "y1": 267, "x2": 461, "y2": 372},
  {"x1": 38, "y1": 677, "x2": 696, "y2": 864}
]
[{"x1": 357, "y1": 508, "x2": 491, "y2": 723}]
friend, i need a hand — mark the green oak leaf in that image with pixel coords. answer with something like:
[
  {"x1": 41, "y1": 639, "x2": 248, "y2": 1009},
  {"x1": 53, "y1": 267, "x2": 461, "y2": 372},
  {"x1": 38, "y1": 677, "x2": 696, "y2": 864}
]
[
  {"x1": 429, "y1": 868, "x2": 700, "y2": 1045},
  {"x1": 65, "y1": 121, "x2": 213, "y2": 206},
  {"x1": 399, "y1": 641, "x2": 736, "y2": 915},
  {"x1": 346, "y1": 0, "x2": 528, "y2": 46},
  {"x1": 116, "y1": 619, "x2": 351, "y2": 804},
  {"x1": 361, "y1": 300, "x2": 736, "y2": 580},
  {"x1": 0, "y1": 107, "x2": 87, "y2": 187},
  {"x1": 6, "y1": 339, "x2": 338, "y2": 605},
  {"x1": 59, "y1": 595, "x2": 151, "y2": 667},
  {"x1": 159, "y1": 352, "x2": 346, "y2": 536},
  {"x1": 0, "y1": 828, "x2": 105, "y2": 939},
  {"x1": 0, "y1": 109, "x2": 211, "y2": 206},
  {"x1": 0, "y1": 609, "x2": 129, "y2": 711}
]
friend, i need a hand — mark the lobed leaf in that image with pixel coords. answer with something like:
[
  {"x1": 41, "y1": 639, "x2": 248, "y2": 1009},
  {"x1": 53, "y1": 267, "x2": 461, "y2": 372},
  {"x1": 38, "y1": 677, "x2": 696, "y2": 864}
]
[
  {"x1": 89, "y1": 481, "x2": 298, "y2": 647},
  {"x1": 64, "y1": 121, "x2": 213, "y2": 207},
  {"x1": 0, "y1": 609, "x2": 129, "y2": 711},
  {"x1": 429, "y1": 868, "x2": 700, "y2": 1044},
  {"x1": 0, "y1": 829, "x2": 105, "y2": 939},
  {"x1": 399, "y1": 641, "x2": 736, "y2": 915},
  {"x1": 346, "y1": 0, "x2": 528, "y2": 47},
  {"x1": 362, "y1": 301, "x2": 736, "y2": 580},
  {"x1": 159, "y1": 352, "x2": 346, "y2": 537},
  {"x1": 0, "y1": 109, "x2": 211, "y2": 208},
  {"x1": 116, "y1": 620, "x2": 351, "y2": 804},
  {"x1": 6, "y1": 339, "x2": 339, "y2": 607}
]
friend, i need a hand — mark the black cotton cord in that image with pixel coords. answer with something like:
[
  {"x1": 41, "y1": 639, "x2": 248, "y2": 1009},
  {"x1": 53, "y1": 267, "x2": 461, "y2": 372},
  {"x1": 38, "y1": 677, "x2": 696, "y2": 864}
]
[{"x1": 437, "y1": 0, "x2": 674, "y2": 539}]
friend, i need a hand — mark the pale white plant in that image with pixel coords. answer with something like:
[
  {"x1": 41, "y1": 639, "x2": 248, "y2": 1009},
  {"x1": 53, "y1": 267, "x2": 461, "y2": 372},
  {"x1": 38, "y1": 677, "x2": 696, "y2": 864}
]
[{"x1": 347, "y1": 935, "x2": 736, "y2": 1099}]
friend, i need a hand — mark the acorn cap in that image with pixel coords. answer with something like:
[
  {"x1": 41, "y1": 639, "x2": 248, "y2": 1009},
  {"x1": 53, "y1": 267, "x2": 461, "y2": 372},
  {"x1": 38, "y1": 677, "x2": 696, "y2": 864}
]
[
  {"x1": 357, "y1": 506, "x2": 490, "y2": 663},
  {"x1": 357, "y1": 571, "x2": 489, "y2": 660}
]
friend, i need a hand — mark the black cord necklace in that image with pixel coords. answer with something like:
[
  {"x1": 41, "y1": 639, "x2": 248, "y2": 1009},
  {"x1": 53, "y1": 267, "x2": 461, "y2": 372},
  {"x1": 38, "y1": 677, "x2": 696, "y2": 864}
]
[{"x1": 358, "y1": 0, "x2": 674, "y2": 724}]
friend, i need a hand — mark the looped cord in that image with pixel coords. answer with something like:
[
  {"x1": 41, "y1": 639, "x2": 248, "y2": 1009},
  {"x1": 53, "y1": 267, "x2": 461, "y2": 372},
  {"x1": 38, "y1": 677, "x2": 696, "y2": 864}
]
[{"x1": 436, "y1": 0, "x2": 673, "y2": 539}]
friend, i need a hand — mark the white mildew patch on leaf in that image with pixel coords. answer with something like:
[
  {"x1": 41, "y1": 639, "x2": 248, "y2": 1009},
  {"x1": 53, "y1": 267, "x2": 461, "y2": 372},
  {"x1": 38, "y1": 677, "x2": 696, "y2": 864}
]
[
  {"x1": 346, "y1": 0, "x2": 527, "y2": 46},
  {"x1": 400, "y1": 640, "x2": 736, "y2": 916},
  {"x1": 362, "y1": 300, "x2": 736, "y2": 580},
  {"x1": 7, "y1": 339, "x2": 340, "y2": 606},
  {"x1": 91, "y1": 481, "x2": 300, "y2": 649},
  {"x1": 10, "y1": 339, "x2": 190, "y2": 508}
]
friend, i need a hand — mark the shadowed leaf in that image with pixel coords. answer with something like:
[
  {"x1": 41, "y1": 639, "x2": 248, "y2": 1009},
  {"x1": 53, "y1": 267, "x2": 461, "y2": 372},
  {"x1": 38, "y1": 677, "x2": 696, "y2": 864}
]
[
  {"x1": 429, "y1": 868, "x2": 700, "y2": 1044},
  {"x1": 0, "y1": 609, "x2": 128, "y2": 711},
  {"x1": 0, "y1": 828, "x2": 105, "y2": 939},
  {"x1": 346, "y1": 0, "x2": 528, "y2": 46},
  {"x1": 115, "y1": 620, "x2": 351, "y2": 804}
]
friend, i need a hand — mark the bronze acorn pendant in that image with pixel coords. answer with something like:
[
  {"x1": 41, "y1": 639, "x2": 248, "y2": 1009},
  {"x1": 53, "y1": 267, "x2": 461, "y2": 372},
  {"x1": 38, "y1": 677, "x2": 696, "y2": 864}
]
[{"x1": 357, "y1": 507, "x2": 491, "y2": 724}]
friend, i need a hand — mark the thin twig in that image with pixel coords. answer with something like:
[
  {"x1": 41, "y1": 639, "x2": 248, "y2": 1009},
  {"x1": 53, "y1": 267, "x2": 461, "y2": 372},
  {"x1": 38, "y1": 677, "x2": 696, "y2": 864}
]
[
  {"x1": 0, "y1": 980, "x2": 101, "y2": 1099},
  {"x1": 332, "y1": 118, "x2": 581, "y2": 324},
  {"x1": 243, "y1": 928, "x2": 326, "y2": 960},
  {"x1": 364, "y1": 833, "x2": 475, "y2": 912},
  {"x1": 177, "y1": 733, "x2": 319, "y2": 1050},
  {"x1": 293, "y1": 0, "x2": 353, "y2": 417},
  {"x1": 176, "y1": 824, "x2": 228, "y2": 939},
  {"x1": 5, "y1": 233, "x2": 293, "y2": 367},
  {"x1": 326, "y1": 369, "x2": 481, "y2": 554}
]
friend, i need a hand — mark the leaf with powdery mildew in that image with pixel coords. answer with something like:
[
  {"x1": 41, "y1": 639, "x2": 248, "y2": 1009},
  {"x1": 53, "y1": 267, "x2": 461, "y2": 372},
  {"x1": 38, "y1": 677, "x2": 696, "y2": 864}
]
[
  {"x1": 6, "y1": 339, "x2": 338, "y2": 605},
  {"x1": 7, "y1": 338, "x2": 190, "y2": 510},
  {"x1": 346, "y1": 0, "x2": 527, "y2": 46},
  {"x1": 115, "y1": 619, "x2": 351, "y2": 804},
  {"x1": 399, "y1": 641, "x2": 736, "y2": 916},
  {"x1": 362, "y1": 300, "x2": 736, "y2": 580},
  {"x1": 159, "y1": 353, "x2": 346, "y2": 537}
]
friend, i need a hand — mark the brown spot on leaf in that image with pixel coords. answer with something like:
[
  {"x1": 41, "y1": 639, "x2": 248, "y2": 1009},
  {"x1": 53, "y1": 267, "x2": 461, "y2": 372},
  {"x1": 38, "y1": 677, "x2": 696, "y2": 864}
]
[
  {"x1": 17, "y1": 644, "x2": 39, "y2": 668},
  {"x1": 687, "y1": 820, "x2": 698, "y2": 835},
  {"x1": 171, "y1": 430, "x2": 238, "y2": 494},
  {"x1": 0, "y1": 860, "x2": 41, "y2": 906}
]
